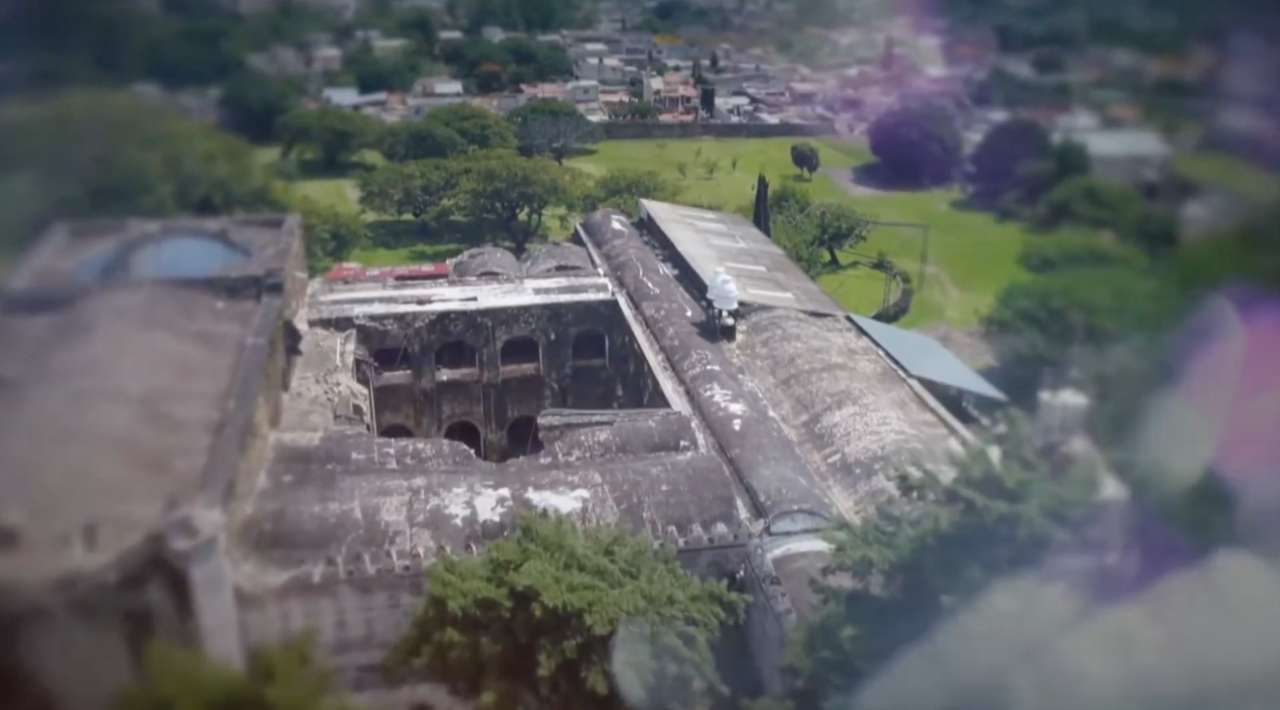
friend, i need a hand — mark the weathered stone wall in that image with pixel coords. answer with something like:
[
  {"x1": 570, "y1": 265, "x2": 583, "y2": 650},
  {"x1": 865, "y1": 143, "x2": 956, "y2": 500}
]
[
  {"x1": 357, "y1": 299, "x2": 669, "y2": 460},
  {"x1": 601, "y1": 121, "x2": 835, "y2": 140}
]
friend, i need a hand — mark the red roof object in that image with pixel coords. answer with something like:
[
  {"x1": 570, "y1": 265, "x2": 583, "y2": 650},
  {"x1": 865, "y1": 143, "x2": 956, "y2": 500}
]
[{"x1": 324, "y1": 262, "x2": 450, "y2": 283}]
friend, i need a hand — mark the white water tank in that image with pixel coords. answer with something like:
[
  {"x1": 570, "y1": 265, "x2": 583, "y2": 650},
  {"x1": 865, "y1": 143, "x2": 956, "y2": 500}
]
[{"x1": 708, "y1": 267, "x2": 740, "y2": 312}]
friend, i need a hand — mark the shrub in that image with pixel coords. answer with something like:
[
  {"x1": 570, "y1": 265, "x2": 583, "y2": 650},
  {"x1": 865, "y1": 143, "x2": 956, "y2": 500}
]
[{"x1": 868, "y1": 101, "x2": 964, "y2": 185}]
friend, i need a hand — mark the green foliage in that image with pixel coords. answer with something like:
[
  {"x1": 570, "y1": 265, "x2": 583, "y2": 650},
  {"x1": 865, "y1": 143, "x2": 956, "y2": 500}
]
[
  {"x1": 220, "y1": 71, "x2": 302, "y2": 143},
  {"x1": 454, "y1": 0, "x2": 594, "y2": 32},
  {"x1": 768, "y1": 181, "x2": 814, "y2": 216},
  {"x1": 441, "y1": 37, "x2": 573, "y2": 93},
  {"x1": 508, "y1": 99, "x2": 602, "y2": 164},
  {"x1": 969, "y1": 118, "x2": 1052, "y2": 205},
  {"x1": 609, "y1": 101, "x2": 662, "y2": 121},
  {"x1": 810, "y1": 202, "x2": 871, "y2": 266},
  {"x1": 455, "y1": 152, "x2": 579, "y2": 253},
  {"x1": 114, "y1": 638, "x2": 347, "y2": 710},
  {"x1": 583, "y1": 169, "x2": 678, "y2": 217},
  {"x1": 1034, "y1": 176, "x2": 1146, "y2": 232},
  {"x1": 278, "y1": 108, "x2": 378, "y2": 170},
  {"x1": 295, "y1": 198, "x2": 369, "y2": 274},
  {"x1": 0, "y1": 90, "x2": 276, "y2": 258},
  {"x1": 788, "y1": 413, "x2": 1100, "y2": 704},
  {"x1": 789, "y1": 143, "x2": 821, "y2": 179},
  {"x1": 388, "y1": 514, "x2": 745, "y2": 710},
  {"x1": 427, "y1": 104, "x2": 518, "y2": 151},
  {"x1": 1019, "y1": 233, "x2": 1147, "y2": 274},
  {"x1": 347, "y1": 47, "x2": 419, "y2": 93},
  {"x1": 984, "y1": 265, "x2": 1178, "y2": 373},
  {"x1": 868, "y1": 102, "x2": 964, "y2": 186},
  {"x1": 358, "y1": 159, "x2": 466, "y2": 221},
  {"x1": 379, "y1": 119, "x2": 468, "y2": 162}
]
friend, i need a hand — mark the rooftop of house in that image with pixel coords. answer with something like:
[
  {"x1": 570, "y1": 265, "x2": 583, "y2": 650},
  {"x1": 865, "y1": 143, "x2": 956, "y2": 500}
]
[{"x1": 0, "y1": 216, "x2": 303, "y2": 590}]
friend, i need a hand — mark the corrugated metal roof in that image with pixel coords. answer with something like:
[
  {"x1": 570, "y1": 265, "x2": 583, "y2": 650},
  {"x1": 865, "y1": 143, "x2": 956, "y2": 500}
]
[
  {"x1": 848, "y1": 314, "x2": 1008, "y2": 402},
  {"x1": 641, "y1": 199, "x2": 845, "y2": 316}
]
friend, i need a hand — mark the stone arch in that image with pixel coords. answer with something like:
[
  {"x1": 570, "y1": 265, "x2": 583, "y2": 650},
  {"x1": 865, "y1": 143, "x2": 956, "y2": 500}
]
[
  {"x1": 500, "y1": 336, "x2": 540, "y2": 368},
  {"x1": 443, "y1": 420, "x2": 483, "y2": 457},
  {"x1": 435, "y1": 340, "x2": 478, "y2": 370}
]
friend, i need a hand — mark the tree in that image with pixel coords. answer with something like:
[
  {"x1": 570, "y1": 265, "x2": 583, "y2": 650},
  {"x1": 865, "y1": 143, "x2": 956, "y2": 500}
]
[
  {"x1": 868, "y1": 102, "x2": 964, "y2": 186},
  {"x1": 508, "y1": 99, "x2": 601, "y2": 164},
  {"x1": 789, "y1": 143, "x2": 821, "y2": 180},
  {"x1": 583, "y1": 169, "x2": 678, "y2": 217},
  {"x1": 969, "y1": 118, "x2": 1052, "y2": 205},
  {"x1": 1033, "y1": 176, "x2": 1146, "y2": 233},
  {"x1": 0, "y1": 90, "x2": 276, "y2": 257},
  {"x1": 730, "y1": 156, "x2": 740, "y2": 173},
  {"x1": 395, "y1": 7, "x2": 438, "y2": 53},
  {"x1": 702, "y1": 159, "x2": 720, "y2": 179},
  {"x1": 388, "y1": 514, "x2": 744, "y2": 710},
  {"x1": 456, "y1": 152, "x2": 577, "y2": 253},
  {"x1": 220, "y1": 71, "x2": 302, "y2": 143},
  {"x1": 788, "y1": 413, "x2": 1101, "y2": 705},
  {"x1": 347, "y1": 47, "x2": 418, "y2": 93},
  {"x1": 428, "y1": 103, "x2": 517, "y2": 151},
  {"x1": 115, "y1": 638, "x2": 348, "y2": 710},
  {"x1": 811, "y1": 203, "x2": 871, "y2": 266},
  {"x1": 358, "y1": 159, "x2": 466, "y2": 221},
  {"x1": 676, "y1": 161, "x2": 689, "y2": 180},
  {"x1": 608, "y1": 101, "x2": 661, "y2": 121},
  {"x1": 278, "y1": 107, "x2": 376, "y2": 170},
  {"x1": 295, "y1": 199, "x2": 369, "y2": 274},
  {"x1": 379, "y1": 119, "x2": 467, "y2": 162}
]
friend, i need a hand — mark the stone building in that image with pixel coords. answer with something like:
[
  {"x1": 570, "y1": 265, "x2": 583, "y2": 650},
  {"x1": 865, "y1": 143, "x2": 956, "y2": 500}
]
[{"x1": 0, "y1": 202, "x2": 1007, "y2": 707}]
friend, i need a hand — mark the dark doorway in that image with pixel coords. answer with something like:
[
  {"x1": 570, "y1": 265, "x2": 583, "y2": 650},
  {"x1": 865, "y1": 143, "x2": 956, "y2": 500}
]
[
  {"x1": 500, "y1": 336, "x2": 540, "y2": 367},
  {"x1": 506, "y1": 416, "x2": 543, "y2": 458},
  {"x1": 379, "y1": 424, "x2": 414, "y2": 438},
  {"x1": 443, "y1": 420, "x2": 483, "y2": 457},
  {"x1": 435, "y1": 341, "x2": 478, "y2": 370},
  {"x1": 372, "y1": 346, "x2": 408, "y2": 369},
  {"x1": 572, "y1": 330, "x2": 608, "y2": 363}
]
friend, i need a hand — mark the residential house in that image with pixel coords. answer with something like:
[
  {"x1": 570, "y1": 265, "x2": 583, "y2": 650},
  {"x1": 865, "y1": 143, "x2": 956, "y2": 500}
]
[
  {"x1": 371, "y1": 37, "x2": 412, "y2": 57},
  {"x1": 577, "y1": 56, "x2": 629, "y2": 85},
  {"x1": 309, "y1": 45, "x2": 344, "y2": 73},
  {"x1": 321, "y1": 87, "x2": 390, "y2": 111},
  {"x1": 1061, "y1": 128, "x2": 1174, "y2": 187}
]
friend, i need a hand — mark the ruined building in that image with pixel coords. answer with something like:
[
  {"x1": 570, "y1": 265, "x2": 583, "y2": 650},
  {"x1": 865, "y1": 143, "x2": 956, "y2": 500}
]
[{"x1": 0, "y1": 201, "x2": 1006, "y2": 708}]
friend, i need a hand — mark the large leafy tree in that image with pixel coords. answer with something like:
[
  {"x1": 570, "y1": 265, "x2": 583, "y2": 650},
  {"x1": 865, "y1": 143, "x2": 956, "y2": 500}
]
[
  {"x1": 388, "y1": 514, "x2": 745, "y2": 710},
  {"x1": 789, "y1": 143, "x2": 821, "y2": 180},
  {"x1": 968, "y1": 118, "x2": 1052, "y2": 205},
  {"x1": 293, "y1": 198, "x2": 369, "y2": 274},
  {"x1": 278, "y1": 107, "x2": 377, "y2": 170},
  {"x1": 358, "y1": 160, "x2": 466, "y2": 221},
  {"x1": 379, "y1": 119, "x2": 468, "y2": 162},
  {"x1": 427, "y1": 103, "x2": 518, "y2": 152},
  {"x1": 115, "y1": 639, "x2": 348, "y2": 710},
  {"x1": 455, "y1": 152, "x2": 577, "y2": 253},
  {"x1": 508, "y1": 99, "x2": 601, "y2": 164},
  {"x1": 811, "y1": 202, "x2": 870, "y2": 266},
  {"x1": 220, "y1": 70, "x2": 302, "y2": 143},
  {"x1": 583, "y1": 169, "x2": 678, "y2": 217},
  {"x1": 0, "y1": 90, "x2": 276, "y2": 258},
  {"x1": 787, "y1": 413, "x2": 1101, "y2": 706},
  {"x1": 868, "y1": 101, "x2": 964, "y2": 186}
]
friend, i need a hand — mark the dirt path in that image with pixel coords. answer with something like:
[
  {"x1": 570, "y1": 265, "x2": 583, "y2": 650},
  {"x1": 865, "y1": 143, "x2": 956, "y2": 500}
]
[{"x1": 823, "y1": 166, "x2": 894, "y2": 197}]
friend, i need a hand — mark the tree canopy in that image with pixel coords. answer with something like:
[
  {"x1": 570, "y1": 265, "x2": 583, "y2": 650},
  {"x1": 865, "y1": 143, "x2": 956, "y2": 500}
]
[
  {"x1": 790, "y1": 143, "x2": 821, "y2": 180},
  {"x1": 426, "y1": 103, "x2": 518, "y2": 152},
  {"x1": 0, "y1": 90, "x2": 276, "y2": 258},
  {"x1": 508, "y1": 99, "x2": 602, "y2": 164},
  {"x1": 868, "y1": 102, "x2": 965, "y2": 186},
  {"x1": 969, "y1": 118, "x2": 1052, "y2": 205},
  {"x1": 278, "y1": 107, "x2": 378, "y2": 170},
  {"x1": 115, "y1": 639, "x2": 348, "y2": 710},
  {"x1": 219, "y1": 70, "x2": 302, "y2": 143},
  {"x1": 454, "y1": 152, "x2": 579, "y2": 253},
  {"x1": 810, "y1": 202, "x2": 871, "y2": 266},
  {"x1": 440, "y1": 37, "x2": 573, "y2": 93},
  {"x1": 582, "y1": 169, "x2": 678, "y2": 217},
  {"x1": 388, "y1": 513, "x2": 745, "y2": 710},
  {"x1": 379, "y1": 118, "x2": 468, "y2": 162}
]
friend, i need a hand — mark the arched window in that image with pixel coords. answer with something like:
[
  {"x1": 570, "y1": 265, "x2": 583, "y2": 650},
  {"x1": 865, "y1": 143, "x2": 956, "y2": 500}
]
[
  {"x1": 443, "y1": 420, "x2": 483, "y2": 457},
  {"x1": 500, "y1": 336, "x2": 540, "y2": 368},
  {"x1": 379, "y1": 424, "x2": 414, "y2": 439},
  {"x1": 572, "y1": 330, "x2": 608, "y2": 363},
  {"x1": 435, "y1": 340, "x2": 478, "y2": 370},
  {"x1": 506, "y1": 416, "x2": 543, "y2": 458}
]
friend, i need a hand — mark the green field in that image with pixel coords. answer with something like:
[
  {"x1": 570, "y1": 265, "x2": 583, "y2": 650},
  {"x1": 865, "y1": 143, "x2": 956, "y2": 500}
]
[
  {"x1": 569, "y1": 137, "x2": 1037, "y2": 328},
  {"x1": 264, "y1": 137, "x2": 1040, "y2": 328}
]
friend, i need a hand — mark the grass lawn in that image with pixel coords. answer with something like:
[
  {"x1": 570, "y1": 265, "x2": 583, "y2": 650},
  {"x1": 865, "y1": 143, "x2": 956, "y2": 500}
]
[
  {"x1": 1172, "y1": 150, "x2": 1280, "y2": 205},
  {"x1": 570, "y1": 137, "x2": 1037, "y2": 328},
  {"x1": 261, "y1": 137, "x2": 1038, "y2": 328}
]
